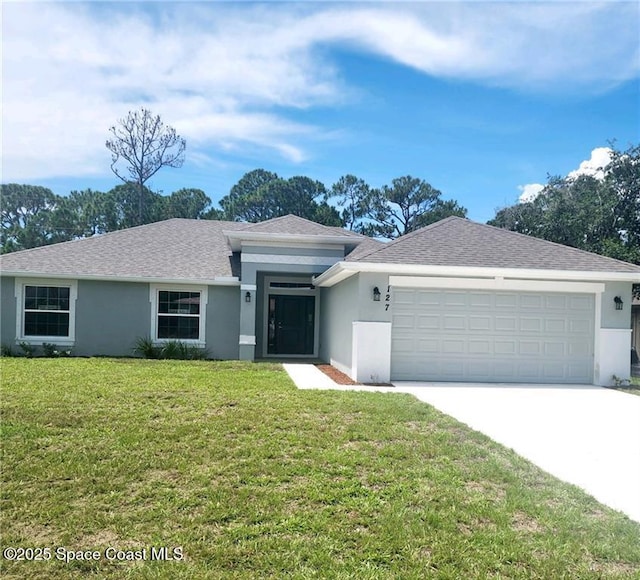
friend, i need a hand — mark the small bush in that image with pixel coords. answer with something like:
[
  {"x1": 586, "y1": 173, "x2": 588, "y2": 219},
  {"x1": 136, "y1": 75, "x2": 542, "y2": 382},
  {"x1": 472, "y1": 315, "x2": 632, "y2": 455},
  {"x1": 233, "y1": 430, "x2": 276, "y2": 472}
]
[
  {"x1": 133, "y1": 337, "x2": 209, "y2": 360},
  {"x1": 1, "y1": 344, "x2": 14, "y2": 357},
  {"x1": 133, "y1": 337, "x2": 161, "y2": 359},
  {"x1": 42, "y1": 343, "x2": 72, "y2": 358},
  {"x1": 18, "y1": 342, "x2": 36, "y2": 358}
]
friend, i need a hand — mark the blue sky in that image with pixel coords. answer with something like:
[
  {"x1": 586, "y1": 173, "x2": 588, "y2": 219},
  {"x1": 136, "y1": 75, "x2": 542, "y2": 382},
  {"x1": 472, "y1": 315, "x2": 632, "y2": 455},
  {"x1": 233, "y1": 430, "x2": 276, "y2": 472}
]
[{"x1": 2, "y1": 1, "x2": 639, "y2": 223}]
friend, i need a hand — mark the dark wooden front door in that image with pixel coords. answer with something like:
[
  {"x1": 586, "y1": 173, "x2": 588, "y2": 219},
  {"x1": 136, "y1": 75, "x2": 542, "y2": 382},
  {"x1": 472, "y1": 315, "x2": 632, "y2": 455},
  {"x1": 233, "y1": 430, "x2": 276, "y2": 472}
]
[{"x1": 267, "y1": 295, "x2": 315, "y2": 355}]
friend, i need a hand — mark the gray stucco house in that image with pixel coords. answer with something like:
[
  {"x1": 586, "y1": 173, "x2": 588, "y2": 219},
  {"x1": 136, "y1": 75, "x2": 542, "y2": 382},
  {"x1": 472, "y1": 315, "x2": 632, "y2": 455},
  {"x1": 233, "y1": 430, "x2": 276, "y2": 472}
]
[{"x1": 1, "y1": 215, "x2": 639, "y2": 386}]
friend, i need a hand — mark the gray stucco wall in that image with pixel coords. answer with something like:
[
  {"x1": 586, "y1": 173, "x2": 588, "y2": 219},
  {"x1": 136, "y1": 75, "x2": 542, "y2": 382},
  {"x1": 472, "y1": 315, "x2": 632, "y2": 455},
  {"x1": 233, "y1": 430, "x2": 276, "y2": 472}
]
[
  {"x1": 75, "y1": 280, "x2": 149, "y2": 357},
  {"x1": 206, "y1": 285, "x2": 240, "y2": 359},
  {"x1": 357, "y1": 272, "x2": 392, "y2": 323},
  {"x1": 601, "y1": 281, "x2": 633, "y2": 329},
  {"x1": 0, "y1": 276, "x2": 17, "y2": 348},
  {"x1": 319, "y1": 273, "x2": 360, "y2": 373}
]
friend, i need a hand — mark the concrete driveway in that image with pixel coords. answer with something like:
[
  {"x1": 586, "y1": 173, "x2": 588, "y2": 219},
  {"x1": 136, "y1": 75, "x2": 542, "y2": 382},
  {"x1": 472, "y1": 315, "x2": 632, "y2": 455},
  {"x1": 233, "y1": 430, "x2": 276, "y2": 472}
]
[{"x1": 394, "y1": 382, "x2": 640, "y2": 523}]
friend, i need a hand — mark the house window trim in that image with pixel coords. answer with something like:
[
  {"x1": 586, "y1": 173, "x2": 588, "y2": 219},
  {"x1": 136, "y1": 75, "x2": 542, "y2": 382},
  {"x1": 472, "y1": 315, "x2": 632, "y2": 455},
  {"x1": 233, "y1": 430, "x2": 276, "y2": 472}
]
[
  {"x1": 149, "y1": 284, "x2": 208, "y2": 346},
  {"x1": 15, "y1": 278, "x2": 78, "y2": 346}
]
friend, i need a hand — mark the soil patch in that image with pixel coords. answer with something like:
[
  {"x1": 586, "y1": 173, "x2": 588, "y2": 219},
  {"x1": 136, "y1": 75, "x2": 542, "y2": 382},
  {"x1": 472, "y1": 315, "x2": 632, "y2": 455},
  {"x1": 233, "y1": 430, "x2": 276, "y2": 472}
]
[{"x1": 315, "y1": 364, "x2": 360, "y2": 385}]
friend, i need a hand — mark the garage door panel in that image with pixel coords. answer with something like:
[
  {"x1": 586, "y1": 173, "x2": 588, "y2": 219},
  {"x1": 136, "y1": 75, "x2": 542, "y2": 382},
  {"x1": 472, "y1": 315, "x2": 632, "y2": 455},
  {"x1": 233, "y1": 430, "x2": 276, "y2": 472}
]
[
  {"x1": 442, "y1": 340, "x2": 466, "y2": 354},
  {"x1": 495, "y1": 340, "x2": 517, "y2": 354},
  {"x1": 469, "y1": 316, "x2": 492, "y2": 330},
  {"x1": 391, "y1": 289, "x2": 594, "y2": 384},
  {"x1": 496, "y1": 294, "x2": 518, "y2": 308},
  {"x1": 545, "y1": 295, "x2": 567, "y2": 309},
  {"x1": 469, "y1": 340, "x2": 491, "y2": 354},
  {"x1": 495, "y1": 317, "x2": 517, "y2": 331},
  {"x1": 544, "y1": 341, "x2": 565, "y2": 356},
  {"x1": 394, "y1": 289, "x2": 416, "y2": 305},
  {"x1": 417, "y1": 315, "x2": 440, "y2": 330},
  {"x1": 570, "y1": 319, "x2": 592, "y2": 333},
  {"x1": 444, "y1": 316, "x2": 466, "y2": 330},
  {"x1": 545, "y1": 319, "x2": 566, "y2": 332},
  {"x1": 521, "y1": 295, "x2": 543, "y2": 308},
  {"x1": 392, "y1": 314, "x2": 415, "y2": 329},
  {"x1": 520, "y1": 318, "x2": 542, "y2": 332},
  {"x1": 519, "y1": 341, "x2": 541, "y2": 356},
  {"x1": 416, "y1": 291, "x2": 440, "y2": 306},
  {"x1": 417, "y1": 339, "x2": 439, "y2": 353}
]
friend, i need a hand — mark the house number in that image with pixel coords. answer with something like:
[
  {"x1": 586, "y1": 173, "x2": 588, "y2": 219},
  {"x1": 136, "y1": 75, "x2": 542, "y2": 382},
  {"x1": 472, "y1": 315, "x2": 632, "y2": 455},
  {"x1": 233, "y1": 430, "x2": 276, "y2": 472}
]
[{"x1": 385, "y1": 285, "x2": 391, "y2": 311}]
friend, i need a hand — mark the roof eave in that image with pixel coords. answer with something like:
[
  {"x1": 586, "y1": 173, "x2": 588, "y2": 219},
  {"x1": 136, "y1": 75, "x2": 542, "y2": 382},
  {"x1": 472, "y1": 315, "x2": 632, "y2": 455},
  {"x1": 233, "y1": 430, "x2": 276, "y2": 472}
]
[
  {"x1": 0, "y1": 271, "x2": 241, "y2": 286},
  {"x1": 313, "y1": 262, "x2": 640, "y2": 287}
]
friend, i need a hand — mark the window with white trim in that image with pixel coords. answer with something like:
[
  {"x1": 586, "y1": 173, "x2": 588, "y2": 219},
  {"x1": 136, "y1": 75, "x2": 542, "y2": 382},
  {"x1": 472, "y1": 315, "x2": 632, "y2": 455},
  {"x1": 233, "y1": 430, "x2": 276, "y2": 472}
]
[
  {"x1": 15, "y1": 279, "x2": 77, "y2": 345},
  {"x1": 150, "y1": 286, "x2": 207, "y2": 343}
]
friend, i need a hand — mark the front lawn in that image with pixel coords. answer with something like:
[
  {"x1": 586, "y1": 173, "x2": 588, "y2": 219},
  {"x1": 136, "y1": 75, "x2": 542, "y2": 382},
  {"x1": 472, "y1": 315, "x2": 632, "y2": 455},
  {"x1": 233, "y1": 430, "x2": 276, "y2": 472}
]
[{"x1": 1, "y1": 358, "x2": 639, "y2": 579}]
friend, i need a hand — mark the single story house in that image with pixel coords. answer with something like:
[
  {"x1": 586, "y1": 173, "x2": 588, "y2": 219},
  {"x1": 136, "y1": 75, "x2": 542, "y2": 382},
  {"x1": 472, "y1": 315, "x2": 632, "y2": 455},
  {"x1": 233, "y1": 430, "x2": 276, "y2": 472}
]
[{"x1": 1, "y1": 215, "x2": 639, "y2": 386}]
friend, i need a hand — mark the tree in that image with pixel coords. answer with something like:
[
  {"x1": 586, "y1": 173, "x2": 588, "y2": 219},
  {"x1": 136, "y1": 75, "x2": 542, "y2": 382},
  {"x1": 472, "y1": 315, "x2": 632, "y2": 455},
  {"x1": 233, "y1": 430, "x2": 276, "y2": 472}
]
[
  {"x1": 219, "y1": 169, "x2": 280, "y2": 221},
  {"x1": 105, "y1": 183, "x2": 167, "y2": 230},
  {"x1": 329, "y1": 175, "x2": 370, "y2": 231},
  {"x1": 0, "y1": 184, "x2": 61, "y2": 252},
  {"x1": 165, "y1": 188, "x2": 212, "y2": 219},
  {"x1": 106, "y1": 108, "x2": 186, "y2": 225},
  {"x1": 360, "y1": 176, "x2": 467, "y2": 238},
  {"x1": 220, "y1": 170, "x2": 343, "y2": 226}
]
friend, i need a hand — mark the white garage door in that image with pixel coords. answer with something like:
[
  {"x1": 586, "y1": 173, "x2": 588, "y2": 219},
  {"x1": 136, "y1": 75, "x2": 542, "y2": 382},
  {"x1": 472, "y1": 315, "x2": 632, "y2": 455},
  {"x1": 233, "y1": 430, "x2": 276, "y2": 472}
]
[{"x1": 391, "y1": 289, "x2": 595, "y2": 383}]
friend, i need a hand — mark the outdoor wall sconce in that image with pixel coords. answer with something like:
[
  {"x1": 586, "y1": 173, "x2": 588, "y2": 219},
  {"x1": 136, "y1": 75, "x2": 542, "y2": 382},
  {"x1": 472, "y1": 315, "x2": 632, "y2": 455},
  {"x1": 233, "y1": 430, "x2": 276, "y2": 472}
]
[
  {"x1": 373, "y1": 287, "x2": 381, "y2": 302},
  {"x1": 614, "y1": 296, "x2": 623, "y2": 311},
  {"x1": 245, "y1": 291, "x2": 252, "y2": 303}
]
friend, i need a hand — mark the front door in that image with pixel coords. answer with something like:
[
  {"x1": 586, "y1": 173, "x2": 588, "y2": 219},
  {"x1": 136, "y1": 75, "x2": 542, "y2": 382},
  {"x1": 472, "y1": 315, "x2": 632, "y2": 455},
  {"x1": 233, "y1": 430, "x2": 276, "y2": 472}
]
[{"x1": 268, "y1": 295, "x2": 315, "y2": 355}]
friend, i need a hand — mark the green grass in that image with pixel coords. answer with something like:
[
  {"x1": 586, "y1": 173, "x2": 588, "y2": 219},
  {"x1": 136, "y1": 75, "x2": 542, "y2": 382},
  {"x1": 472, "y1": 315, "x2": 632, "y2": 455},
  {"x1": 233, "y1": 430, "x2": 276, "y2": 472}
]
[{"x1": 1, "y1": 358, "x2": 639, "y2": 579}]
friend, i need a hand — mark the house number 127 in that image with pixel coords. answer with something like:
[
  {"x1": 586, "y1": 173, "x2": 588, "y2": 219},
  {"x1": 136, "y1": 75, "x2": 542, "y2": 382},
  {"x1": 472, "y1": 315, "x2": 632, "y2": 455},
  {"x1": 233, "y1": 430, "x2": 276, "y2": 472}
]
[{"x1": 385, "y1": 285, "x2": 391, "y2": 311}]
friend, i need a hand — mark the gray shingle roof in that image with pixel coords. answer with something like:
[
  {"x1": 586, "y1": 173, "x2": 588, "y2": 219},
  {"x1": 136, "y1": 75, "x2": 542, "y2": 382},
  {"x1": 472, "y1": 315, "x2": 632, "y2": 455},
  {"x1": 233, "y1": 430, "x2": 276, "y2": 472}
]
[
  {"x1": 240, "y1": 214, "x2": 354, "y2": 236},
  {"x1": 2, "y1": 215, "x2": 638, "y2": 281},
  {"x1": 347, "y1": 217, "x2": 640, "y2": 274},
  {"x1": 0, "y1": 215, "x2": 368, "y2": 281},
  {"x1": 0, "y1": 219, "x2": 247, "y2": 281}
]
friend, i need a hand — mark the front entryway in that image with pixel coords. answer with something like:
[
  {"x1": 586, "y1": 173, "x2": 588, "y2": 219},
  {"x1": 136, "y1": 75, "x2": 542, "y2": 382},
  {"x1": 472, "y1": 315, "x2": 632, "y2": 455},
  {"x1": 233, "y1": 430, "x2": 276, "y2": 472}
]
[{"x1": 267, "y1": 295, "x2": 315, "y2": 355}]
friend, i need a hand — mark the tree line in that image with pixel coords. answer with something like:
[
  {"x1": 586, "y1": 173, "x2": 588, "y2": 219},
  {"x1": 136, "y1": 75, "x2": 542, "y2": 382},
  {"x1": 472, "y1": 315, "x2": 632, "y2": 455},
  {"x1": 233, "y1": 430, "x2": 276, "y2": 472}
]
[
  {"x1": 489, "y1": 144, "x2": 640, "y2": 266},
  {"x1": 0, "y1": 172, "x2": 467, "y2": 253}
]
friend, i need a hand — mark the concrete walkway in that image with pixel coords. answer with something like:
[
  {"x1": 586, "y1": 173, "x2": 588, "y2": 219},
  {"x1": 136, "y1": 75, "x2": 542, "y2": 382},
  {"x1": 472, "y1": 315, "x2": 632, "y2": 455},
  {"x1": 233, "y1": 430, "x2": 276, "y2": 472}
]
[{"x1": 283, "y1": 364, "x2": 640, "y2": 523}]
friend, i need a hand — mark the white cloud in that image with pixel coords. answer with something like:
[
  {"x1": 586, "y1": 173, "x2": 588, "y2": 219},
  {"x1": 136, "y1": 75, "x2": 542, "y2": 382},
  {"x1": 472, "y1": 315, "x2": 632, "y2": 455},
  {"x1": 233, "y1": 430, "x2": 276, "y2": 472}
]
[
  {"x1": 518, "y1": 146, "x2": 614, "y2": 203},
  {"x1": 2, "y1": 2, "x2": 638, "y2": 182},
  {"x1": 518, "y1": 183, "x2": 545, "y2": 203},
  {"x1": 567, "y1": 147, "x2": 613, "y2": 180}
]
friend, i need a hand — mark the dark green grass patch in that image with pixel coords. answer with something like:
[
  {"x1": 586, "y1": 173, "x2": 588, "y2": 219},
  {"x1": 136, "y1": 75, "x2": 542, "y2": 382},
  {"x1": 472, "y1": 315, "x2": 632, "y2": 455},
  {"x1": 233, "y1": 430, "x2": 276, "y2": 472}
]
[{"x1": 1, "y1": 358, "x2": 639, "y2": 579}]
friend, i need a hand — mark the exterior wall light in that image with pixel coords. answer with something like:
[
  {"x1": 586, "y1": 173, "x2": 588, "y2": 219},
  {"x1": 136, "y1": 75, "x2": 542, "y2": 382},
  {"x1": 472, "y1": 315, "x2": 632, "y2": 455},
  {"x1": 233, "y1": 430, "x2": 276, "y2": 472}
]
[
  {"x1": 373, "y1": 287, "x2": 381, "y2": 302},
  {"x1": 614, "y1": 296, "x2": 623, "y2": 311},
  {"x1": 245, "y1": 291, "x2": 252, "y2": 303}
]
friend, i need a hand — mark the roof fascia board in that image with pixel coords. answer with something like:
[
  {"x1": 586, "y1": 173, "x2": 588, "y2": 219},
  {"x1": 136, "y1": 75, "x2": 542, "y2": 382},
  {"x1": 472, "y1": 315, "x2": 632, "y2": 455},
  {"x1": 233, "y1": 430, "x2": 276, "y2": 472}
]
[
  {"x1": 240, "y1": 240, "x2": 347, "y2": 252},
  {"x1": 314, "y1": 262, "x2": 640, "y2": 287},
  {"x1": 224, "y1": 230, "x2": 359, "y2": 251},
  {"x1": 0, "y1": 271, "x2": 241, "y2": 286},
  {"x1": 389, "y1": 276, "x2": 605, "y2": 294}
]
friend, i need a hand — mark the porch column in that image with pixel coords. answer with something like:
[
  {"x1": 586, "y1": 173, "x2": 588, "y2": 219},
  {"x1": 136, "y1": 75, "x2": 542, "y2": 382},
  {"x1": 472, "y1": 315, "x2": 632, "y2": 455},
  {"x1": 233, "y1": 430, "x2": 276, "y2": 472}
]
[
  {"x1": 351, "y1": 321, "x2": 391, "y2": 383},
  {"x1": 239, "y1": 281, "x2": 257, "y2": 360}
]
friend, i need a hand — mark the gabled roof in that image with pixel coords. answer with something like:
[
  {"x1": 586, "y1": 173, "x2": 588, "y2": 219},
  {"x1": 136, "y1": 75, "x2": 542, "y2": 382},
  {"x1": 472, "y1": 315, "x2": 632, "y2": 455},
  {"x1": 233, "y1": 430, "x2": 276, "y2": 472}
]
[
  {"x1": 240, "y1": 214, "x2": 354, "y2": 236},
  {"x1": 347, "y1": 217, "x2": 640, "y2": 274}
]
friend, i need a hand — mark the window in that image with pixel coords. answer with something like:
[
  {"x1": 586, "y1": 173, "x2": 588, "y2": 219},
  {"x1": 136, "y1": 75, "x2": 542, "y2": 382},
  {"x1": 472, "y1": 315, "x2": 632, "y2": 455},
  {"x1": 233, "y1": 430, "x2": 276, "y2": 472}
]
[
  {"x1": 16, "y1": 279, "x2": 77, "y2": 345},
  {"x1": 150, "y1": 286, "x2": 207, "y2": 344}
]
